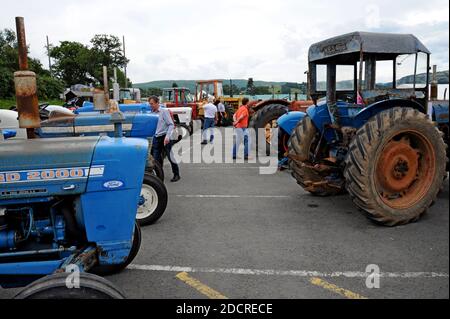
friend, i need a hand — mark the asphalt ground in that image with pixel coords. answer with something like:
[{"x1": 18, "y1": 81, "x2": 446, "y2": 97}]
[{"x1": 1, "y1": 126, "x2": 449, "y2": 299}]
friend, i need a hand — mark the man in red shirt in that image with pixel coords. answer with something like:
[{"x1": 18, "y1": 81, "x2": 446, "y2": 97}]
[{"x1": 232, "y1": 97, "x2": 251, "y2": 160}]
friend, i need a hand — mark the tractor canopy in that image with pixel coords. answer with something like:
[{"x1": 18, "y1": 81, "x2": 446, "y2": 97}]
[
  {"x1": 308, "y1": 31, "x2": 430, "y2": 64},
  {"x1": 307, "y1": 31, "x2": 432, "y2": 108}
]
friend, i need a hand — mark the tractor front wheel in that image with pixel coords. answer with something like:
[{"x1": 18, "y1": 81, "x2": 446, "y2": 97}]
[
  {"x1": 146, "y1": 157, "x2": 165, "y2": 182},
  {"x1": 91, "y1": 222, "x2": 142, "y2": 276},
  {"x1": 288, "y1": 115, "x2": 345, "y2": 196},
  {"x1": 136, "y1": 173, "x2": 168, "y2": 226},
  {"x1": 344, "y1": 107, "x2": 447, "y2": 226}
]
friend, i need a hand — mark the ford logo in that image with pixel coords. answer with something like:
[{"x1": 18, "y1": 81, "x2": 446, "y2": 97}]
[{"x1": 103, "y1": 180, "x2": 124, "y2": 189}]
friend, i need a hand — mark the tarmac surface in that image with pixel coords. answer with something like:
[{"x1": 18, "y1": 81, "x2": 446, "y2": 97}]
[{"x1": 1, "y1": 127, "x2": 449, "y2": 299}]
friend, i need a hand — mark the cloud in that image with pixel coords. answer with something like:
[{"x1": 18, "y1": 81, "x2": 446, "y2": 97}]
[{"x1": 1, "y1": 0, "x2": 448, "y2": 83}]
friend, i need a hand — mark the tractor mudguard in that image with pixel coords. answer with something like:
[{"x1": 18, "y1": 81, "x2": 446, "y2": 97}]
[
  {"x1": 353, "y1": 99, "x2": 426, "y2": 128},
  {"x1": 432, "y1": 101, "x2": 449, "y2": 124},
  {"x1": 277, "y1": 111, "x2": 306, "y2": 135}
]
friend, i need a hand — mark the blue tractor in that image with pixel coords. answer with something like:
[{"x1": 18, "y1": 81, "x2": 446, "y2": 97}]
[
  {"x1": 36, "y1": 110, "x2": 169, "y2": 226},
  {"x1": 278, "y1": 32, "x2": 449, "y2": 226},
  {"x1": 0, "y1": 17, "x2": 152, "y2": 298}
]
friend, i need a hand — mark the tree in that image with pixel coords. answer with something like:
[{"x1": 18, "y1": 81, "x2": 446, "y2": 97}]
[
  {"x1": 254, "y1": 86, "x2": 270, "y2": 95},
  {"x1": 1, "y1": 28, "x2": 64, "y2": 99},
  {"x1": 116, "y1": 68, "x2": 132, "y2": 88},
  {"x1": 142, "y1": 87, "x2": 162, "y2": 97},
  {"x1": 172, "y1": 82, "x2": 178, "y2": 88},
  {"x1": 49, "y1": 41, "x2": 93, "y2": 86},
  {"x1": 89, "y1": 34, "x2": 128, "y2": 86},
  {"x1": 223, "y1": 84, "x2": 241, "y2": 96},
  {"x1": 246, "y1": 78, "x2": 256, "y2": 95}
]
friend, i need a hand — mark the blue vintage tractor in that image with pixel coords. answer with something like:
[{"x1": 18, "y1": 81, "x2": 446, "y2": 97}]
[
  {"x1": 0, "y1": 132, "x2": 147, "y2": 298},
  {"x1": 35, "y1": 108, "x2": 169, "y2": 226},
  {"x1": 278, "y1": 32, "x2": 449, "y2": 226},
  {"x1": 0, "y1": 17, "x2": 153, "y2": 298}
]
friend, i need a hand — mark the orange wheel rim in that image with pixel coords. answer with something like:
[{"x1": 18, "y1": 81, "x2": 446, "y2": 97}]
[{"x1": 375, "y1": 131, "x2": 436, "y2": 209}]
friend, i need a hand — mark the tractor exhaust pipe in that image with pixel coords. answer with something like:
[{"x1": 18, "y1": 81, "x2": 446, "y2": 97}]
[
  {"x1": 430, "y1": 65, "x2": 438, "y2": 101},
  {"x1": 14, "y1": 17, "x2": 40, "y2": 139}
]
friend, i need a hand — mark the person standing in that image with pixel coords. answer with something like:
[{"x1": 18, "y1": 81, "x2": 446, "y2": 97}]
[
  {"x1": 201, "y1": 96, "x2": 218, "y2": 144},
  {"x1": 232, "y1": 97, "x2": 251, "y2": 160},
  {"x1": 216, "y1": 100, "x2": 226, "y2": 127},
  {"x1": 149, "y1": 96, "x2": 181, "y2": 182}
]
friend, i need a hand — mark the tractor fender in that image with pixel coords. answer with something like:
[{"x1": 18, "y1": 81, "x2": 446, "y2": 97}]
[
  {"x1": 353, "y1": 99, "x2": 425, "y2": 128},
  {"x1": 277, "y1": 111, "x2": 306, "y2": 135}
]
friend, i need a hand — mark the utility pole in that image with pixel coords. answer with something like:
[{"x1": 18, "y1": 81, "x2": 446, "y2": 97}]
[
  {"x1": 46, "y1": 35, "x2": 52, "y2": 75},
  {"x1": 230, "y1": 79, "x2": 233, "y2": 97},
  {"x1": 123, "y1": 35, "x2": 127, "y2": 88}
]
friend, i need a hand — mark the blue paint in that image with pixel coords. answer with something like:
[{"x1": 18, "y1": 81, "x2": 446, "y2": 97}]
[
  {"x1": 1, "y1": 130, "x2": 16, "y2": 139},
  {"x1": 277, "y1": 112, "x2": 306, "y2": 135}
]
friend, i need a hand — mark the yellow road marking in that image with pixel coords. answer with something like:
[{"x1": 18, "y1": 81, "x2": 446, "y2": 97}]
[
  {"x1": 310, "y1": 277, "x2": 368, "y2": 299},
  {"x1": 176, "y1": 272, "x2": 228, "y2": 299}
]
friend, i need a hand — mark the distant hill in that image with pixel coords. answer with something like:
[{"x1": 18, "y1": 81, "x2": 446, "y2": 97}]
[
  {"x1": 133, "y1": 79, "x2": 292, "y2": 92},
  {"x1": 134, "y1": 71, "x2": 448, "y2": 92},
  {"x1": 397, "y1": 70, "x2": 448, "y2": 85}
]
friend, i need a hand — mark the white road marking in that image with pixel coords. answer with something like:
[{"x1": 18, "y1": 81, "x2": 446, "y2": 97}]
[
  {"x1": 127, "y1": 264, "x2": 449, "y2": 279},
  {"x1": 175, "y1": 195, "x2": 291, "y2": 198}
]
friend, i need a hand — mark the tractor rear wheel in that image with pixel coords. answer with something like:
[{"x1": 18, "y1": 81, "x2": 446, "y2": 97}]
[
  {"x1": 250, "y1": 104, "x2": 289, "y2": 156},
  {"x1": 14, "y1": 272, "x2": 125, "y2": 299},
  {"x1": 278, "y1": 128, "x2": 290, "y2": 161},
  {"x1": 288, "y1": 116, "x2": 345, "y2": 196},
  {"x1": 344, "y1": 107, "x2": 447, "y2": 226}
]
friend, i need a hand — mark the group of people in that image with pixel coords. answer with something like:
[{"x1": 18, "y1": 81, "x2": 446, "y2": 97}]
[
  {"x1": 148, "y1": 95, "x2": 252, "y2": 183},
  {"x1": 200, "y1": 96, "x2": 251, "y2": 160}
]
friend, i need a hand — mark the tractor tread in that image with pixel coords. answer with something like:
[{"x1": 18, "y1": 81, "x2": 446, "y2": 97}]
[{"x1": 344, "y1": 107, "x2": 447, "y2": 226}]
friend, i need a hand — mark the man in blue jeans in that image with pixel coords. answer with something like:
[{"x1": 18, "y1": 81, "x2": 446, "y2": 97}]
[
  {"x1": 232, "y1": 98, "x2": 251, "y2": 160},
  {"x1": 201, "y1": 96, "x2": 218, "y2": 145},
  {"x1": 149, "y1": 96, "x2": 180, "y2": 182}
]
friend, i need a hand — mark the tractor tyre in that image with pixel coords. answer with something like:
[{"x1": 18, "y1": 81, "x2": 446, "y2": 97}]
[
  {"x1": 146, "y1": 156, "x2": 165, "y2": 182},
  {"x1": 222, "y1": 105, "x2": 234, "y2": 127},
  {"x1": 278, "y1": 128, "x2": 290, "y2": 161},
  {"x1": 136, "y1": 173, "x2": 168, "y2": 226},
  {"x1": 344, "y1": 107, "x2": 447, "y2": 226},
  {"x1": 91, "y1": 222, "x2": 142, "y2": 276},
  {"x1": 250, "y1": 104, "x2": 289, "y2": 156},
  {"x1": 14, "y1": 272, "x2": 125, "y2": 299},
  {"x1": 288, "y1": 116, "x2": 345, "y2": 196}
]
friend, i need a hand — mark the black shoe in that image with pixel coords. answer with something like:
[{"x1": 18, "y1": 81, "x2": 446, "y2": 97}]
[
  {"x1": 170, "y1": 175, "x2": 181, "y2": 182},
  {"x1": 201, "y1": 140, "x2": 208, "y2": 145}
]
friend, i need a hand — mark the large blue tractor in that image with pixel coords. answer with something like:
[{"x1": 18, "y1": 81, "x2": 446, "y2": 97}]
[
  {"x1": 0, "y1": 17, "x2": 149, "y2": 298},
  {"x1": 278, "y1": 32, "x2": 449, "y2": 226}
]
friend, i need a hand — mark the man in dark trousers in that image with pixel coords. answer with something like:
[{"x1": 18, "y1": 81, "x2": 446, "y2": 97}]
[{"x1": 149, "y1": 96, "x2": 180, "y2": 182}]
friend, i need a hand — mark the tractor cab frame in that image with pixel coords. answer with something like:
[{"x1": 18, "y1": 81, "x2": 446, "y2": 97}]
[{"x1": 307, "y1": 32, "x2": 431, "y2": 125}]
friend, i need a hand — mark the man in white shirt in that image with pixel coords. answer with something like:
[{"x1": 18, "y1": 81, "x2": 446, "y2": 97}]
[
  {"x1": 216, "y1": 100, "x2": 226, "y2": 127},
  {"x1": 201, "y1": 96, "x2": 218, "y2": 144}
]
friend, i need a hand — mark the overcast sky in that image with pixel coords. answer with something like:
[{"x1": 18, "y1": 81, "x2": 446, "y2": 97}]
[{"x1": 1, "y1": 0, "x2": 448, "y2": 83}]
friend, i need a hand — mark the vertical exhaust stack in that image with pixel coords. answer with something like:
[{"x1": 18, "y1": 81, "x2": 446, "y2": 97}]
[
  {"x1": 14, "y1": 17, "x2": 40, "y2": 139},
  {"x1": 430, "y1": 65, "x2": 438, "y2": 101}
]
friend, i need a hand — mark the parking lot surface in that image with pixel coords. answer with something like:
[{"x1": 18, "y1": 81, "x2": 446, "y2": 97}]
[{"x1": 1, "y1": 127, "x2": 448, "y2": 299}]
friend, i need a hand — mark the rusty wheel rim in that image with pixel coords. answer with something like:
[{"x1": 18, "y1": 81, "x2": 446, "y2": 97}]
[
  {"x1": 265, "y1": 119, "x2": 278, "y2": 145},
  {"x1": 375, "y1": 131, "x2": 436, "y2": 209}
]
